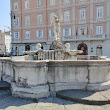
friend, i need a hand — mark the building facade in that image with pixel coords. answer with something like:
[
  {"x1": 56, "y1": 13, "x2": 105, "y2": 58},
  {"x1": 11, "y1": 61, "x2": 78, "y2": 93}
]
[
  {"x1": 10, "y1": 0, "x2": 110, "y2": 57},
  {"x1": 0, "y1": 30, "x2": 12, "y2": 55}
]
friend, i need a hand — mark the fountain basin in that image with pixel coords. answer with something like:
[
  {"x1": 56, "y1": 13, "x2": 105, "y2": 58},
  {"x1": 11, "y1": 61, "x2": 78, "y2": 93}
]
[{"x1": 0, "y1": 57, "x2": 110, "y2": 99}]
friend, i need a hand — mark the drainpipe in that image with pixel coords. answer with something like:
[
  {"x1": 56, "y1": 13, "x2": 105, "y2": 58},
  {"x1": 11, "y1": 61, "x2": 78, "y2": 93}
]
[
  {"x1": 20, "y1": 0, "x2": 23, "y2": 55},
  {"x1": 46, "y1": 0, "x2": 48, "y2": 48},
  {"x1": 10, "y1": 0, "x2": 13, "y2": 55}
]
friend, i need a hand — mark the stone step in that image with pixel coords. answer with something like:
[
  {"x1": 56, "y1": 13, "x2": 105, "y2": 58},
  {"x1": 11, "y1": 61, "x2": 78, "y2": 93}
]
[
  {"x1": 0, "y1": 81, "x2": 11, "y2": 90},
  {"x1": 0, "y1": 90, "x2": 33, "y2": 109},
  {"x1": 56, "y1": 89, "x2": 110, "y2": 105}
]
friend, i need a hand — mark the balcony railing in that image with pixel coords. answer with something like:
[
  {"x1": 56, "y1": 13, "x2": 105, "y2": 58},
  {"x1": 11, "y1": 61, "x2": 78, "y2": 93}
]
[
  {"x1": 78, "y1": 0, "x2": 86, "y2": 5},
  {"x1": 95, "y1": 0, "x2": 104, "y2": 3},
  {"x1": 62, "y1": 34, "x2": 106, "y2": 41}
]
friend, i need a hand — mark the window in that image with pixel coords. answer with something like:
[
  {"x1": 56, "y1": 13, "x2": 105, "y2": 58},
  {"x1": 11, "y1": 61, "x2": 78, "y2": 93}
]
[
  {"x1": 25, "y1": 15, "x2": 30, "y2": 26},
  {"x1": 25, "y1": 31, "x2": 30, "y2": 39},
  {"x1": 78, "y1": 26, "x2": 87, "y2": 35},
  {"x1": 64, "y1": 11, "x2": 70, "y2": 22},
  {"x1": 80, "y1": 9, "x2": 86, "y2": 20},
  {"x1": 50, "y1": 12, "x2": 55, "y2": 23},
  {"x1": 14, "y1": 2, "x2": 18, "y2": 10},
  {"x1": 49, "y1": 29, "x2": 54, "y2": 37},
  {"x1": 37, "y1": 0, "x2": 42, "y2": 7},
  {"x1": 97, "y1": 6, "x2": 103, "y2": 18},
  {"x1": 37, "y1": 14, "x2": 43, "y2": 24},
  {"x1": 14, "y1": 32, "x2": 19, "y2": 39},
  {"x1": 14, "y1": 17, "x2": 19, "y2": 26},
  {"x1": 63, "y1": 28, "x2": 71, "y2": 36},
  {"x1": 25, "y1": 0, "x2": 29, "y2": 8},
  {"x1": 50, "y1": 0, "x2": 55, "y2": 5},
  {"x1": 36, "y1": 30, "x2": 43, "y2": 38},
  {"x1": 96, "y1": 26, "x2": 103, "y2": 35}
]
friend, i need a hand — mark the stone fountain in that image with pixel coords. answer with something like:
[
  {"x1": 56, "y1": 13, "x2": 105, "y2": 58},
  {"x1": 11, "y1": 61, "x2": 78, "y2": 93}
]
[{"x1": 0, "y1": 15, "x2": 110, "y2": 99}]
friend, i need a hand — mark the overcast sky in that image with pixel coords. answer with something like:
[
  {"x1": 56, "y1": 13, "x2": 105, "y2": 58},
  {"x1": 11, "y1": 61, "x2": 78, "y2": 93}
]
[{"x1": 0, "y1": 0, "x2": 11, "y2": 31}]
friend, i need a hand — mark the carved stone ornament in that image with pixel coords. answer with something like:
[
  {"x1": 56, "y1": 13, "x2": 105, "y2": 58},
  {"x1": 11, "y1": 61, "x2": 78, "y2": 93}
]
[
  {"x1": 55, "y1": 50, "x2": 65, "y2": 60},
  {"x1": 35, "y1": 50, "x2": 45, "y2": 60}
]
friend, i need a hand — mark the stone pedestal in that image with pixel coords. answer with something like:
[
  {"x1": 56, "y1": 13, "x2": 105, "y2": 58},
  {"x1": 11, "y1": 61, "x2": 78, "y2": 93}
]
[{"x1": 12, "y1": 83, "x2": 50, "y2": 99}]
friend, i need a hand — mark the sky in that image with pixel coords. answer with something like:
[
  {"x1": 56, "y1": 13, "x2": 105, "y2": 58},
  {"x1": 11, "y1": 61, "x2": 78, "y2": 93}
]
[{"x1": 0, "y1": 0, "x2": 11, "y2": 31}]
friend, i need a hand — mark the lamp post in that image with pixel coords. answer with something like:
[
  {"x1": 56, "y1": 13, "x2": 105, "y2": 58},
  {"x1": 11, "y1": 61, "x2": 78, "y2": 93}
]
[{"x1": 10, "y1": 11, "x2": 16, "y2": 56}]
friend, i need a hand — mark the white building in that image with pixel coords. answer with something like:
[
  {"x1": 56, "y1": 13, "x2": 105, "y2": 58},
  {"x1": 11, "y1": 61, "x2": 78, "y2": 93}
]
[{"x1": 0, "y1": 30, "x2": 12, "y2": 55}]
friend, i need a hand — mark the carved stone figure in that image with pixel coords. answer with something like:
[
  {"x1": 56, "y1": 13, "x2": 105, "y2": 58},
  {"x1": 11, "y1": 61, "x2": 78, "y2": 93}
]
[
  {"x1": 65, "y1": 43, "x2": 71, "y2": 52},
  {"x1": 64, "y1": 43, "x2": 83, "y2": 60},
  {"x1": 17, "y1": 77, "x2": 28, "y2": 87},
  {"x1": 50, "y1": 40, "x2": 64, "y2": 50},
  {"x1": 51, "y1": 15, "x2": 62, "y2": 41},
  {"x1": 36, "y1": 43, "x2": 42, "y2": 50}
]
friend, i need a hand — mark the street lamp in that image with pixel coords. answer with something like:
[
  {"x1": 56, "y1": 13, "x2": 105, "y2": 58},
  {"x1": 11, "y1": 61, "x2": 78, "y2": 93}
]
[{"x1": 10, "y1": 11, "x2": 16, "y2": 56}]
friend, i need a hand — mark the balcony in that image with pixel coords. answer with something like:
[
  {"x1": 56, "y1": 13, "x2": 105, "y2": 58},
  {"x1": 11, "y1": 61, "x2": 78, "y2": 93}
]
[
  {"x1": 79, "y1": 19, "x2": 86, "y2": 24},
  {"x1": 60, "y1": 2, "x2": 72, "y2": 9},
  {"x1": 78, "y1": 0, "x2": 86, "y2": 6},
  {"x1": 95, "y1": 0, "x2": 104, "y2": 3},
  {"x1": 62, "y1": 34, "x2": 106, "y2": 42}
]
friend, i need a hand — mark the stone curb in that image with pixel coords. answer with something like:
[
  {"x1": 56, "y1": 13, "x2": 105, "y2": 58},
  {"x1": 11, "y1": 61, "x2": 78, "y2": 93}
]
[
  {"x1": 56, "y1": 90, "x2": 110, "y2": 105},
  {"x1": 0, "y1": 81, "x2": 11, "y2": 90},
  {"x1": 0, "y1": 87, "x2": 10, "y2": 90}
]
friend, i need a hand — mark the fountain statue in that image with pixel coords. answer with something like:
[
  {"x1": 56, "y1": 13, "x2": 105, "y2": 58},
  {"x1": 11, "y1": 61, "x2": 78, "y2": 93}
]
[
  {"x1": 23, "y1": 15, "x2": 83, "y2": 60},
  {"x1": 50, "y1": 15, "x2": 64, "y2": 50},
  {"x1": 49, "y1": 15, "x2": 83, "y2": 59},
  {"x1": 51, "y1": 15, "x2": 62, "y2": 41}
]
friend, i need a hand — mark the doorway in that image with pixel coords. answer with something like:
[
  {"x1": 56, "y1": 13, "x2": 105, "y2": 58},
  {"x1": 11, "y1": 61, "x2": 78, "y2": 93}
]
[
  {"x1": 78, "y1": 43, "x2": 88, "y2": 55},
  {"x1": 15, "y1": 47, "x2": 18, "y2": 56},
  {"x1": 25, "y1": 45, "x2": 30, "y2": 51}
]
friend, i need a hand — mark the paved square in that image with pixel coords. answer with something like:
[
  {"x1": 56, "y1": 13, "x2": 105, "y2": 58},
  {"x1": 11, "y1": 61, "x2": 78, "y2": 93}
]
[{"x1": 0, "y1": 90, "x2": 110, "y2": 110}]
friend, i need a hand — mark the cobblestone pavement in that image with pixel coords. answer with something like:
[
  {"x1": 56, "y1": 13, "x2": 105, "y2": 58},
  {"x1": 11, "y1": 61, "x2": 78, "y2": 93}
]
[{"x1": 0, "y1": 90, "x2": 110, "y2": 110}]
